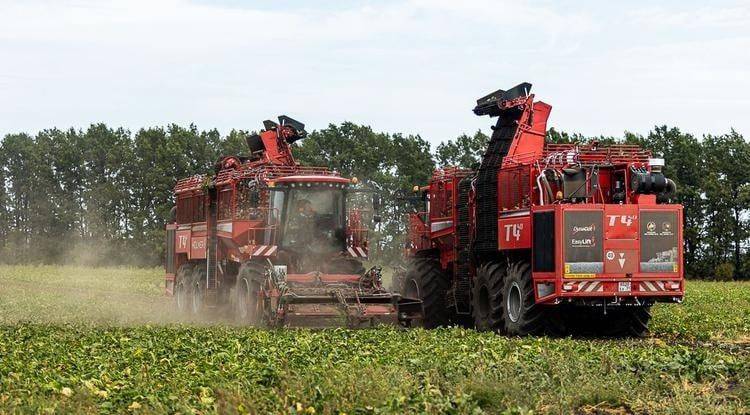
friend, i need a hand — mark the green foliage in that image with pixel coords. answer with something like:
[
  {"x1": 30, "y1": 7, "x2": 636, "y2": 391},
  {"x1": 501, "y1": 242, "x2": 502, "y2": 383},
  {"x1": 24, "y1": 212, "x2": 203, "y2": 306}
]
[
  {"x1": 0, "y1": 265, "x2": 749, "y2": 414},
  {"x1": 715, "y1": 262, "x2": 735, "y2": 281},
  {"x1": 435, "y1": 130, "x2": 489, "y2": 169}
]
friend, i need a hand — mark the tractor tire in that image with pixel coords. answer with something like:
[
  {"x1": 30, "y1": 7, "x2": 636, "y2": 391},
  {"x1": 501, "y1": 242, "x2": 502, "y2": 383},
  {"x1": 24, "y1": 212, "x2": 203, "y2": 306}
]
[
  {"x1": 559, "y1": 306, "x2": 652, "y2": 338},
  {"x1": 189, "y1": 265, "x2": 207, "y2": 316},
  {"x1": 235, "y1": 262, "x2": 267, "y2": 326},
  {"x1": 618, "y1": 306, "x2": 652, "y2": 337},
  {"x1": 596, "y1": 306, "x2": 652, "y2": 338},
  {"x1": 501, "y1": 260, "x2": 546, "y2": 336},
  {"x1": 472, "y1": 262, "x2": 506, "y2": 332},
  {"x1": 401, "y1": 257, "x2": 450, "y2": 328},
  {"x1": 174, "y1": 263, "x2": 193, "y2": 314}
]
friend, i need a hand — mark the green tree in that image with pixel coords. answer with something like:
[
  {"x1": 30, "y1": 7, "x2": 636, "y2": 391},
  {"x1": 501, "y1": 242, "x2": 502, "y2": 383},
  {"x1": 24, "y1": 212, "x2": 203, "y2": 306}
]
[
  {"x1": 701, "y1": 130, "x2": 750, "y2": 279},
  {"x1": 435, "y1": 130, "x2": 489, "y2": 168}
]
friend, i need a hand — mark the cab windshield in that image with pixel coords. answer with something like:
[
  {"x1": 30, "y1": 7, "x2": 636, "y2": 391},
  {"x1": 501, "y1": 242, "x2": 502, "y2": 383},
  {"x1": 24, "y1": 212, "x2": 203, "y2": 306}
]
[{"x1": 276, "y1": 184, "x2": 346, "y2": 254}]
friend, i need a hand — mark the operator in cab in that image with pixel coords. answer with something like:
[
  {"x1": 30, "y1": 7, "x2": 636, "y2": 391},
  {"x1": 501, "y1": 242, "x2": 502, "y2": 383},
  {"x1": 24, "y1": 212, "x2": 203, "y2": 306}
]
[{"x1": 287, "y1": 199, "x2": 318, "y2": 247}]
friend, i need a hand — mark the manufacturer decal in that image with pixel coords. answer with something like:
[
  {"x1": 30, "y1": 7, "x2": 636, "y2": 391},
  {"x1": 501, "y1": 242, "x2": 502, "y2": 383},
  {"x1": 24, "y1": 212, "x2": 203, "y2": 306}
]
[
  {"x1": 570, "y1": 237, "x2": 596, "y2": 247},
  {"x1": 607, "y1": 215, "x2": 636, "y2": 227},
  {"x1": 661, "y1": 221, "x2": 673, "y2": 235},
  {"x1": 177, "y1": 234, "x2": 188, "y2": 249},
  {"x1": 504, "y1": 223, "x2": 523, "y2": 241},
  {"x1": 573, "y1": 224, "x2": 596, "y2": 234}
]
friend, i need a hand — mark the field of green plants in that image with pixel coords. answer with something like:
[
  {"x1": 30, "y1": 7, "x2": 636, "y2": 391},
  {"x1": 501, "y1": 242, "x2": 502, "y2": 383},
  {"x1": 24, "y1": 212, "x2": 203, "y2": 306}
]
[{"x1": 1, "y1": 265, "x2": 749, "y2": 414}]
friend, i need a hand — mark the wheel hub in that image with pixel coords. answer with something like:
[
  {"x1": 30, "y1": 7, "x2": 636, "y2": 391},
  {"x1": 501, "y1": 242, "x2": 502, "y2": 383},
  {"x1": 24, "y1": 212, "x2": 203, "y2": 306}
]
[
  {"x1": 405, "y1": 279, "x2": 420, "y2": 299},
  {"x1": 238, "y1": 280, "x2": 249, "y2": 319},
  {"x1": 507, "y1": 282, "x2": 522, "y2": 323},
  {"x1": 191, "y1": 282, "x2": 203, "y2": 314},
  {"x1": 175, "y1": 282, "x2": 186, "y2": 311}
]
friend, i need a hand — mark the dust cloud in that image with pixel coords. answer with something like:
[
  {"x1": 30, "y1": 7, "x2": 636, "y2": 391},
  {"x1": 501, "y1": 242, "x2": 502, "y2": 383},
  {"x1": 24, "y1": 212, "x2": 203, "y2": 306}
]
[{"x1": 0, "y1": 261, "x2": 185, "y2": 326}]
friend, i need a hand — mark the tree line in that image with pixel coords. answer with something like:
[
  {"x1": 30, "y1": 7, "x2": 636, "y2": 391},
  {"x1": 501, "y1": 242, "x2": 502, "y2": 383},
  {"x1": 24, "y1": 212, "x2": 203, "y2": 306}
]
[{"x1": 0, "y1": 122, "x2": 746, "y2": 280}]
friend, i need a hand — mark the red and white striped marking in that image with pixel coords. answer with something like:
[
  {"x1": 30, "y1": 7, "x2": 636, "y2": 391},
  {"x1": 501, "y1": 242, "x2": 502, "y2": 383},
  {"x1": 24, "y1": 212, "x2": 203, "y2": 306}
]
[
  {"x1": 251, "y1": 245, "x2": 277, "y2": 257},
  {"x1": 348, "y1": 246, "x2": 368, "y2": 258},
  {"x1": 563, "y1": 281, "x2": 604, "y2": 293},
  {"x1": 639, "y1": 281, "x2": 667, "y2": 292}
]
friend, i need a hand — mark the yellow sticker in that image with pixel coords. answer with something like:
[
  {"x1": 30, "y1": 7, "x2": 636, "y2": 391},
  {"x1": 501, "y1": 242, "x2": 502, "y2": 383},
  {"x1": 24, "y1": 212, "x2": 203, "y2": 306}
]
[
  {"x1": 673, "y1": 264, "x2": 678, "y2": 272},
  {"x1": 564, "y1": 264, "x2": 571, "y2": 273},
  {"x1": 565, "y1": 273, "x2": 596, "y2": 279}
]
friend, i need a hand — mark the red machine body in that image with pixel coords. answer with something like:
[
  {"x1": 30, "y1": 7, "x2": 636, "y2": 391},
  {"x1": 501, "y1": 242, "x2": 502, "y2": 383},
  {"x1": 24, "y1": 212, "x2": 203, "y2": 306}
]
[
  {"x1": 404, "y1": 83, "x2": 683, "y2": 335},
  {"x1": 165, "y1": 116, "x2": 420, "y2": 327}
]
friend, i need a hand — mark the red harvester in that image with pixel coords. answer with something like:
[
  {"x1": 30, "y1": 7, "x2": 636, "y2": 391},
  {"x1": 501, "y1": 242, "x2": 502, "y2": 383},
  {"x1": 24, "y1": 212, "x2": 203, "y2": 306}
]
[
  {"x1": 401, "y1": 83, "x2": 684, "y2": 336},
  {"x1": 165, "y1": 116, "x2": 422, "y2": 327}
]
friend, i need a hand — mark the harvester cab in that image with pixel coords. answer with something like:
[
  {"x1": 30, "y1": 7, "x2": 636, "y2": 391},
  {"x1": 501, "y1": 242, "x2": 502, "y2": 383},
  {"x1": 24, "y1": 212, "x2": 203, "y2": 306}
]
[{"x1": 165, "y1": 115, "x2": 422, "y2": 328}]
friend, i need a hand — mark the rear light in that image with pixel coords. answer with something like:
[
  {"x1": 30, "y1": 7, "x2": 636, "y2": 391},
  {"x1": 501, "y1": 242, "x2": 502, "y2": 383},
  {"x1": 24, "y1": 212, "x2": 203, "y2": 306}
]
[
  {"x1": 668, "y1": 282, "x2": 680, "y2": 290},
  {"x1": 537, "y1": 282, "x2": 554, "y2": 297},
  {"x1": 562, "y1": 282, "x2": 574, "y2": 291}
]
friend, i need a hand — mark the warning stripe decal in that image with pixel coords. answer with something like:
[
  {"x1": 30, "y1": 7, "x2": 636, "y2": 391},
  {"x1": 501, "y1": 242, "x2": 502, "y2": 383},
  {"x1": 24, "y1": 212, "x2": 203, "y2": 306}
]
[
  {"x1": 250, "y1": 245, "x2": 278, "y2": 257},
  {"x1": 348, "y1": 247, "x2": 369, "y2": 258},
  {"x1": 639, "y1": 281, "x2": 666, "y2": 292},
  {"x1": 564, "y1": 281, "x2": 605, "y2": 292}
]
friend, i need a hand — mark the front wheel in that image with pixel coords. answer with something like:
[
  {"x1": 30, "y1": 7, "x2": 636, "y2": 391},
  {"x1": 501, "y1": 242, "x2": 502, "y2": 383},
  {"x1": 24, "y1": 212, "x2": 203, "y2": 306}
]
[
  {"x1": 174, "y1": 264, "x2": 193, "y2": 314},
  {"x1": 401, "y1": 257, "x2": 450, "y2": 328},
  {"x1": 501, "y1": 260, "x2": 546, "y2": 336},
  {"x1": 235, "y1": 263, "x2": 267, "y2": 326},
  {"x1": 472, "y1": 262, "x2": 505, "y2": 332},
  {"x1": 190, "y1": 266, "x2": 207, "y2": 316}
]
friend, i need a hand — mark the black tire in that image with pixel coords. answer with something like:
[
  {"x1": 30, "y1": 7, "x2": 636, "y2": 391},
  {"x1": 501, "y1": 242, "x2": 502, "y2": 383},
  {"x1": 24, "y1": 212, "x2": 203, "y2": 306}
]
[
  {"x1": 596, "y1": 306, "x2": 652, "y2": 338},
  {"x1": 401, "y1": 257, "x2": 450, "y2": 328},
  {"x1": 190, "y1": 265, "x2": 207, "y2": 316},
  {"x1": 235, "y1": 262, "x2": 267, "y2": 326},
  {"x1": 501, "y1": 260, "x2": 546, "y2": 336},
  {"x1": 174, "y1": 263, "x2": 193, "y2": 314},
  {"x1": 472, "y1": 262, "x2": 506, "y2": 332},
  {"x1": 620, "y1": 306, "x2": 652, "y2": 337},
  {"x1": 558, "y1": 305, "x2": 652, "y2": 338}
]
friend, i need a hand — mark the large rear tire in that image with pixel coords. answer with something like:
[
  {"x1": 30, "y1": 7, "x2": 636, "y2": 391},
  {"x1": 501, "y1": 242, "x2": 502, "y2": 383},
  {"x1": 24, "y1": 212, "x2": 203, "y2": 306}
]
[
  {"x1": 235, "y1": 262, "x2": 267, "y2": 326},
  {"x1": 174, "y1": 263, "x2": 193, "y2": 314},
  {"x1": 501, "y1": 260, "x2": 546, "y2": 336},
  {"x1": 190, "y1": 266, "x2": 207, "y2": 316},
  {"x1": 401, "y1": 257, "x2": 450, "y2": 328},
  {"x1": 619, "y1": 306, "x2": 652, "y2": 337},
  {"x1": 472, "y1": 262, "x2": 505, "y2": 332},
  {"x1": 556, "y1": 305, "x2": 652, "y2": 338}
]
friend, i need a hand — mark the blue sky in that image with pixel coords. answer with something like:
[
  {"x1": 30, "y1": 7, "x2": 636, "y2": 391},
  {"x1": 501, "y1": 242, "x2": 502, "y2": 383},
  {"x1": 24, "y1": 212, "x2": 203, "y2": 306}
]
[{"x1": 0, "y1": 0, "x2": 748, "y2": 147}]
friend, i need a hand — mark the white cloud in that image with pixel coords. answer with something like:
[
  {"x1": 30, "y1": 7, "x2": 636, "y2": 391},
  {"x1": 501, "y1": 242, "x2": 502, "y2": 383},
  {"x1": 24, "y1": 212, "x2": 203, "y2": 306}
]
[{"x1": 0, "y1": 0, "x2": 747, "y2": 146}]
